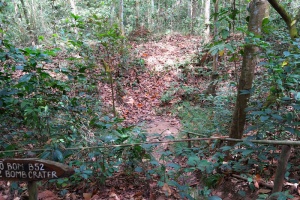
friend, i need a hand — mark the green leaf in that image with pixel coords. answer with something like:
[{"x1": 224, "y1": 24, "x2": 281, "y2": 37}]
[
  {"x1": 238, "y1": 190, "x2": 246, "y2": 197},
  {"x1": 241, "y1": 149, "x2": 253, "y2": 156},
  {"x1": 220, "y1": 146, "x2": 231, "y2": 152},
  {"x1": 220, "y1": 29, "x2": 229, "y2": 39},
  {"x1": 285, "y1": 127, "x2": 295, "y2": 134},
  {"x1": 283, "y1": 51, "x2": 290, "y2": 57},
  {"x1": 197, "y1": 160, "x2": 211, "y2": 172},
  {"x1": 239, "y1": 90, "x2": 250, "y2": 94},
  {"x1": 19, "y1": 73, "x2": 32, "y2": 83},
  {"x1": 187, "y1": 156, "x2": 200, "y2": 166},
  {"x1": 150, "y1": 160, "x2": 159, "y2": 166},
  {"x1": 53, "y1": 149, "x2": 64, "y2": 162},
  {"x1": 167, "y1": 163, "x2": 181, "y2": 170},
  {"x1": 260, "y1": 115, "x2": 269, "y2": 122},
  {"x1": 40, "y1": 151, "x2": 51, "y2": 159},
  {"x1": 208, "y1": 196, "x2": 222, "y2": 200},
  {"x1": 135, "y1": 167, "x2": 143, "y2": 173},
  {"x1": 271, "y1": 114, "x2": 283, "y2": 121}
]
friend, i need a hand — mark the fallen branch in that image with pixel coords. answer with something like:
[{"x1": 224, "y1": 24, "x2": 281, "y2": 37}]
[{"x1": 231, "y1": 174, "x2": 273, "y2": 189}]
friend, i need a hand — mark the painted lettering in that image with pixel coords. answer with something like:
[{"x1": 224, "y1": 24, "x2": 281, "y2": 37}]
[
  {"x1": 28, "y1": 171, "x2": 32, "y2": 178},
  {"x1": 22, "y1": 171, "x2": 27, "y2": 178},
  {"x1": 51, "y1": 171, "x2": 57, "y2": 178},
  {"x1": 0, "y1": 161, "x2": 4, "y2": 170},
  {"x1": 28, "y1": 163, "x2": 34, "y2": 171}
]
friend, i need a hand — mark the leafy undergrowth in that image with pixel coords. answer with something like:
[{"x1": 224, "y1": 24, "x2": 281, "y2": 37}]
[{"x1": 1, "y1": 33, "x2": 300, "y2": 200}]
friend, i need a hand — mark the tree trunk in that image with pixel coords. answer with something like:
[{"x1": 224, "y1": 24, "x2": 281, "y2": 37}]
[
  {"x1": 270, "y1": 145, "x2": 291, "y2": 199},
  {"x1": 29, "y1": 0, "x2": 38, "y2": 45},
  {"x1": 150, "y1": 0, "x2": 155, "y2": 30},
  {"x1": 119, "y1": 0, "x2": 125, "y2": 36},
  {"x1": 69, "y1": 0, "x2": 77, "y2": 14},
  {"x1": 204, "y1": 0, "x2": 211, "y2": 43},
  {"x1": 135, "y1": 0, "x2": 140, "y2": 28},
  {"x1": 110, "y1": 1, "x2": 116, "y2": 26},
  {"x1": 189, "y1": 0, "x2": 195, "y2": 34},
  {"x1": 229, "y1": 0, "x2": 268, "y2": 143},
  {"x1": 205, "y1": 0, "x2": 219, "y2": 96},
  {"x1": 231, "y1": 0, "x2": 236, "y2": 33},
  {"x1": 20, "y1": 0, "x2": 30, "y2": 27}
]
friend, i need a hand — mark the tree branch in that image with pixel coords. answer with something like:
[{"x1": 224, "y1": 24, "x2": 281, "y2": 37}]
[{"x1": 267, "y1": 0, "x2": 292, "y2": 28}]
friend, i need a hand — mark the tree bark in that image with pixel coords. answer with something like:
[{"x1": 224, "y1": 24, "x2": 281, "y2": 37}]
[
  {"x1": 20, "y1": 0, "x2": 30, "y2": 27},
  {"x1": 150, "y1": 0, "x2": 155, "y2": 30},
  {"x1": 205, "y1": 0, "x2": 219, "y2": 96},
  {"x1": 267, "y1": 0, "x2": 299, "y2": 39},
  {"x1": 270, "y1": 145, "x2": 291, "y2": 199},
  {"x1": 119, "y1": 0, "x2": 125, "y2": 36},
  {"x1": 29, "y1": 0, "x2": 38, "y2": 45},
  {"x1": 69, "y1": 0, "x2": 77, "y2": 14},
  {"x1": 229, "y1": 0, "x2": 268, "y2": 143},
  {"x1": 204, "y1": 0, "x2": 211, "y2": 43},
  {"x1": 135, "y1": 0, "x2": 140, "y2": 28},
  {"x1": 110, "y1": 1, "x2": 116, "y2": 26}
]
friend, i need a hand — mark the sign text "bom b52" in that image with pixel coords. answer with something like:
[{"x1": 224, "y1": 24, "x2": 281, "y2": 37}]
[{"x1": 0, "y1": 158, "x2": 74, "y2": 181}]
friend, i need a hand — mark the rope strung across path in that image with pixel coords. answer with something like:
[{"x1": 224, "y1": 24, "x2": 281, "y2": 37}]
[{"x1": 1, "y1": 137, "x2": 300, "y2": 154}]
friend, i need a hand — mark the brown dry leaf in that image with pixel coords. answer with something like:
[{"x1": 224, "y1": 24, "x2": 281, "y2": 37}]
[
  {"x1": 109, "y1": 192, "x2": 120, "y2": 200},
  {"x1": 149, "y1": 192, "x2": 156, "y2": 200},
  {"x1": 254, "y1": 181, "x2": 260, "y2": 189},
  {"x1": 156, "y1": 196, "x2": 166, "y2": 200},
  {"x1": 91, "y1": 195, "x2": 100, "y2": 200},
  {"x1": 141, "y1": 53, "x2": 148, "y2": 58},
  {"x1": 137, "y1": 103, "x2": 144, "y2": 108},
  {"x1": 38, "y1": 190, "x2": 58, "y2": 200},
  {"x1": 161, "y1": 183, "x2": 172, "y2": 196},
  {"x1": 254, "y1": 174, "x2": 261, "y2": 188},
  {"x1": 258, "y1": 189, "x2": 271, "y2": 194},
  {"x1": 132, "y1": 191, "x2": 143, "y2": 200},
  {"x1": 46, "y1": 139, "x2": 52, "y2": 145},
  {"x1": 83, "y1": 193, "x2": 92, "y2": 200},
  {"x1": 70, "y1": 193, "x2": 77, "y2": 199},
  {"x1": 255, "y1": 174, "x2": 262, "y2": 181}
]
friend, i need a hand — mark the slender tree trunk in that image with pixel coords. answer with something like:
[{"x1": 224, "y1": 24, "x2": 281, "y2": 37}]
[
  {"x1": 69, "y1": 0, "x2": 78, "y2": 37},
  {"x1": 190, "y1": 0, "x2": 194, "y2": 34},
  {"x1": 69, "y1": 0, "x2": 77, "y2": 14},
  {"x1": 20, "y1": 0, "x2": 30, "y2": 26},
  {"x1": 229, "y1": 0, "x2": 268, "y2": 143},
  {"x1": 29, "y1": 0, "x2": 38, "y2": 45},
  {"x1": 270, "y1": 145, "x2": 291, "y2": 199},
  {"x1": 119, "y1": 0, "x2": 125, "y2": 36},
  {"x1": 110, "y1": 1, "x2": 116, "y2": 26},
  {"x1": 150, "y1": 0, "x2": 155, "y2": 30},
  {"x1": 231, "y1": 0, "x2": 236, "y2": 33},
  {"x1": 204, "y1": 0, "x2": 211, "y2": 43},
  {"x1": 135, "y1": 0, "x2": 140, "y2": 28},
  {"x1": 205, "y1": 0, "x2": 219, "y2": 96},
  {"x1": 50, "y1": 0, "x2": 57, "y2": 45}
]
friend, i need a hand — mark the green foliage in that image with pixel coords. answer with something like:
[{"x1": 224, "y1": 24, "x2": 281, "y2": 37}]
[
  {"x1": 0, "y1": 18, "x2": 148, "y2": 192},
  {"x1": 174, "y1": 96, "x2": 232, "y2": 137}
]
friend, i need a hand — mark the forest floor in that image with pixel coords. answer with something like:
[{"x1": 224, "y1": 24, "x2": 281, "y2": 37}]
[
  {"x1": 93, "y1": 33, "x2": 261, "y2": 200},
  {"x1": 93, "y1": 33, "x2": 300, "y2": 200}
]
